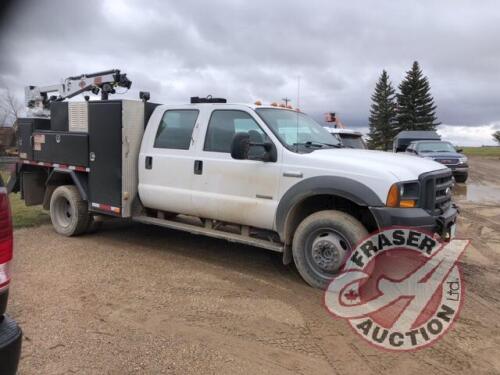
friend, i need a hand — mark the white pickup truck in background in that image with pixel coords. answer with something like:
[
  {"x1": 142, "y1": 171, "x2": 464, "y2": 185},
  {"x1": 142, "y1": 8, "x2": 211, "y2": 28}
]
[{"x1": 10, "y1": 79, "x2": 459, "y2": 288}]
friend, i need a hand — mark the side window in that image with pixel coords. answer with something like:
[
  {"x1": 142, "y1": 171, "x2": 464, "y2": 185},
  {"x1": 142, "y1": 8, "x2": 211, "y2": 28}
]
[
  {"x1": 154, "y1": 110, "x2": 199, "y2": 150},
  {"x1": 204, "y1": 110, "x2": 269, "y2": 153}
]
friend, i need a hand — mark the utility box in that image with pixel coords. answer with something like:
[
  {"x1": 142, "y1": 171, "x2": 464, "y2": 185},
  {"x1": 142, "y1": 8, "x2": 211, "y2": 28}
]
[
  {"x1": 32, "y1": 131, "x2": 89, "y2": 166},
  {"x1": 50, "y1": 102, "x2": 69, "y2": 131},
  {"x1": 87, "y1": 100, "x2": 158, "y2": 217},
  {"x1": 17, "y1": 118, "x2": 51, "y2": 159},
  {"x1": 17, "y1": 99, "x2": 159, "y2": 218}
]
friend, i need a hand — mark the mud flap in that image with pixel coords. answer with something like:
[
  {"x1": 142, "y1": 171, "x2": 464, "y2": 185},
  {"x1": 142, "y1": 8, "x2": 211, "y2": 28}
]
[{"x1": 282, "y1": 245, "x2": 293, "y2": 265}]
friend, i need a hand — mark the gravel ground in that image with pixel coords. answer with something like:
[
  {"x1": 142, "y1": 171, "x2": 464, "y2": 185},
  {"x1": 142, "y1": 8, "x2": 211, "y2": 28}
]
[{"x1": 7, "y1": 156, "x2": 500, "y2": 374}]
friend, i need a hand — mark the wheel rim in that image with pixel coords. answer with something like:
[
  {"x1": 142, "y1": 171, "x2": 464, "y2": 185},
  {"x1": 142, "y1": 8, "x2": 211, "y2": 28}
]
[
  {"x1": 305, "y1": 227, "x2": 352, "y2": 279},
  {"x1": 53, "y1": 195, "x2": 74, "y2": 228}
]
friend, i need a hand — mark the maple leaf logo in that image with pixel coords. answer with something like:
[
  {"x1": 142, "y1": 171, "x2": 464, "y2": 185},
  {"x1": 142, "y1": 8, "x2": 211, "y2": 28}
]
[{"x1": 344, "y1": 289, "x2": 359, "y2": 302}]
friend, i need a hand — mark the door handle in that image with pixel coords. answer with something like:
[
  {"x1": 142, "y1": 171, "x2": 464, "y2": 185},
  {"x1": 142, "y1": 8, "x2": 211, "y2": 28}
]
[
  {"x1": 194, "y1": 160, "x2": 203, "y2": 175},
  {"x1": 145, "y1": 156, "x2": 153, "y2": 169}
]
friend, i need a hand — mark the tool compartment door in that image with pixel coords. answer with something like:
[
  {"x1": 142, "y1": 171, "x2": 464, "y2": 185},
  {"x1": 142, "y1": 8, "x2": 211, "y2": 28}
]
[{"x1": 88, "y1": 101, "x2": 123, "y2": 213}]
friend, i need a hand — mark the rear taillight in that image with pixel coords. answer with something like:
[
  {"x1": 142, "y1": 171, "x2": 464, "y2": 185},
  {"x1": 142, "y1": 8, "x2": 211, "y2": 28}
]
[{"x1": 0, "y1": 187, "x2": 13, "y2": 290}]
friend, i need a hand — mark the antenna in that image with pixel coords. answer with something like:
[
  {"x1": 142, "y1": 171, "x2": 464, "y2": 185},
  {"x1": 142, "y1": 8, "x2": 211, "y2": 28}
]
[{"x1": 296, "y1": 76, "x2": 301, "y2": 152}]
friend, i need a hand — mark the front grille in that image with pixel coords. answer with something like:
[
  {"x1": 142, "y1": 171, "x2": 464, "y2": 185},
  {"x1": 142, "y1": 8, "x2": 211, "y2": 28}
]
[
  {"x1": 419, "y1": 170, "x2": 453, "y2": 215},
  {"x1": 434, "y1": 158, "x2": 459, "y2": 166}
]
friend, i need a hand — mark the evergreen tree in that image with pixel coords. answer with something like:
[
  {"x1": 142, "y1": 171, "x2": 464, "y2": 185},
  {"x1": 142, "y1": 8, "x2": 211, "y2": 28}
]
[
  {"x1": 493, "y1": 130, "x2": 500, "y2": 145},
  {"x1": 396, "y1": 61, "x2": 440, "y2": 132},
  {"x1": 367, "y1": 70, "x2": 397, "y2": 150}
]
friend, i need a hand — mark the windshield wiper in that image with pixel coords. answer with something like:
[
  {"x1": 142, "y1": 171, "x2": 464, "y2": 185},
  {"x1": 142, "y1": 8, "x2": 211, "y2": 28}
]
[{"x1": 293, "y1": 141, "x2": 342, "y2": 149}]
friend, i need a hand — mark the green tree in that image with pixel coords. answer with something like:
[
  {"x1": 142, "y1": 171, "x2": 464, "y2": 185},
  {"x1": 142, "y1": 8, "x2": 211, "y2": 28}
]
[
  {"x1": 493, "y1": 130, "x2": 500, "y2": 145},
  {"x1": 396, "y1": 61, "x2": 440, "y2": 132},
  {"x1": 367, "y1": 70, "x2": 397, "y2": 150}
]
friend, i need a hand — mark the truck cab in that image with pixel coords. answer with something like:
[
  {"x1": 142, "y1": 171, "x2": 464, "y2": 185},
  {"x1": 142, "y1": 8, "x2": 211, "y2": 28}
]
[{"x1": 137, "y1": 102, "x2": 458, "y2": 287}]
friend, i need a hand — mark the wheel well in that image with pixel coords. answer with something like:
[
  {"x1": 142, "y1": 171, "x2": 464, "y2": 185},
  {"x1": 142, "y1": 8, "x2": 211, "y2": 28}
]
[{"x1": 282, "y1": 194, "x2": 377, "y2": 245}]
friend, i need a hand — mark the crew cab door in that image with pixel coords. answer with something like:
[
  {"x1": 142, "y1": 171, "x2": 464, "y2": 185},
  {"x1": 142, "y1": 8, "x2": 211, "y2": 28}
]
[
  {"x1": 191, "y1": 108, "x2": 281, "y2": 230},
  {"x1": 138, "y1": 107, "x2": 201, "y2": 216}
]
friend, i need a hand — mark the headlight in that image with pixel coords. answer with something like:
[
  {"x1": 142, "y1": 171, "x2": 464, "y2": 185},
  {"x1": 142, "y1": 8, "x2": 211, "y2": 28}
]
[
  {"x1": 458, "y1": 156, "x2": 468, "y2": 164},
  {"x1": 386, "y1": 182, "x2": 420, "y2": 208}
]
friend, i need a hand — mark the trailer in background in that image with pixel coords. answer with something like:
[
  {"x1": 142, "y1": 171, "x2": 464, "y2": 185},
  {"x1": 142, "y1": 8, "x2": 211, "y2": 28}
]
[{"x1": 393, "y1": 130, "x2": 440, "y2": 152}]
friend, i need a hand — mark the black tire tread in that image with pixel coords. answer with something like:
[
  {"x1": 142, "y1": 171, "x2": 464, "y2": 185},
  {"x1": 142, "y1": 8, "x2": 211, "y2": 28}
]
[{"x1": 292, "y1": 210, "x2": 368, "y2": 289}]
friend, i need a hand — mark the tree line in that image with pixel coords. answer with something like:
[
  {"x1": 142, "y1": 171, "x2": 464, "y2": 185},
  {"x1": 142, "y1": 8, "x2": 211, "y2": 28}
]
[{"x1": 368, "y1": 61, "x2": 440, "y2": 150}]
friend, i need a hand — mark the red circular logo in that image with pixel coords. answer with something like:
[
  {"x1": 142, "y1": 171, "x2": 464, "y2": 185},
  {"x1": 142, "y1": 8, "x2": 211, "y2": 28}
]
[{"x1": 324, "y1": 228, "x2": 469, "y2": 351}]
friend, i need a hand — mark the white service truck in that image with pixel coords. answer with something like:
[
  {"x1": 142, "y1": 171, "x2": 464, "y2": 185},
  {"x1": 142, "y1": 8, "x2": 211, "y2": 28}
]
[{"x1": 9, "y1": 70, "x2": 458, "y2": 288}]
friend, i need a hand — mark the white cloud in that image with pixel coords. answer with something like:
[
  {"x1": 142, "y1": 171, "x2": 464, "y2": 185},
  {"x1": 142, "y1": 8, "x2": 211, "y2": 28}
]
[{"x1": 437, "y1": 123, "x2": 500, "y2": 146}]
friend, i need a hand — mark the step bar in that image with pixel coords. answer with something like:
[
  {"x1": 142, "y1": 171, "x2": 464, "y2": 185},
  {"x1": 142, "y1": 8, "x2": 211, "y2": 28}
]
[{"x1": 132, "y1": 215, "x2": 284, "y2": 253}]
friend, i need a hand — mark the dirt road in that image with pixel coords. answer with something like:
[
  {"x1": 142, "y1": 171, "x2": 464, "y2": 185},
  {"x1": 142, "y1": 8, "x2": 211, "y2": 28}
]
[{"x1": 8, "y1": 156, "x2": 500, "y2": 374}]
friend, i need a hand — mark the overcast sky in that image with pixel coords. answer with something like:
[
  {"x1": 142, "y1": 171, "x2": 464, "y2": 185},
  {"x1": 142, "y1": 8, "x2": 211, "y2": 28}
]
[{"x1": 1, "y1": 0, "x2": 499, "y2": 145}]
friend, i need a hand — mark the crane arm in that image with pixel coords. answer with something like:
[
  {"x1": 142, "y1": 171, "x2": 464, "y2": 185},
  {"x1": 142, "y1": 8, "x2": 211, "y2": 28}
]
[{"x1": 25, "y1": 69, "x2": 132, "y2": 115}]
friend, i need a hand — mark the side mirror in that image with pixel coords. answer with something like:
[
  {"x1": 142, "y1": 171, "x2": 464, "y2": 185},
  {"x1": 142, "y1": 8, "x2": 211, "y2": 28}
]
[
  {"x1": 231, "y1": 133, "x2": 251, "y2": 160},
  {"x1": 230, "y1": 132, "x2": 277, "y2": 162},
  {"x1": 456, "y1": 148, "x2": 463, "y2": 153}
]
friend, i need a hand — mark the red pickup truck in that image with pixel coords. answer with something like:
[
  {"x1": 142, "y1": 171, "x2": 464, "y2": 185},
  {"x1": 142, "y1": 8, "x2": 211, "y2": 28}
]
[{"x1": 0, "y1": 175, "x2": 22, "y2": 374}]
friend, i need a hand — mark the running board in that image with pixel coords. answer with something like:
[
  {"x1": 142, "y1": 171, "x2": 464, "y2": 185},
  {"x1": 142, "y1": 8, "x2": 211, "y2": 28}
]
[{"x1": 132, "y1": 215, "x2": 284, "y2": 253}]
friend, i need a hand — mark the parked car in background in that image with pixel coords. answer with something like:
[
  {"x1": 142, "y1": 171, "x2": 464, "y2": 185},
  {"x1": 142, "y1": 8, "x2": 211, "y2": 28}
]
[
  {"x1": 393, "y1": 130, "x2": 440, "y2": 152},
  {"x1": 406, "y1": 140, "x2": 469, "y2": 182},
  {"x1": 323, "y1": 128, "x2": 367, "y2": 149},
  {"x1": 0, "y1": 175, "x2": 22, "y2": 374}
]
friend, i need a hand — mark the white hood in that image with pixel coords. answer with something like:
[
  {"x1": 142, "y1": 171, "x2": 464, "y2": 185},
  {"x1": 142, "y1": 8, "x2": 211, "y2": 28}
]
[{"x1": 300, "y1": 149, "x2": 448, "y2": 181}]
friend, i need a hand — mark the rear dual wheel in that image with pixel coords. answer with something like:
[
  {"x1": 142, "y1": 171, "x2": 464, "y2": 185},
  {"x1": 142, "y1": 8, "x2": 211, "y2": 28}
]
[
  {"x1": 292, "y1": 210, "x2": 368, "y2": 289},
  {"x1": 49, "y1": 185, "x2": 92, "y2": 236}
]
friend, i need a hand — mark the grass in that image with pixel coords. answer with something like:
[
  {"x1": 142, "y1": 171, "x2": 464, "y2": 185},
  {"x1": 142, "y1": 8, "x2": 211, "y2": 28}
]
[
  {"x1": 461, "y1": 146, "x2": 500, "y2": 157},
  {"x1": 1, "y1": 170, "x2": 50, "y2": 229}
]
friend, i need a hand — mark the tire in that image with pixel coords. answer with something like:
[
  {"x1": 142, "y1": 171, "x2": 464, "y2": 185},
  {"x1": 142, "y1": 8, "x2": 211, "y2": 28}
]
[
  {"x1": 454, "y1": 173, "x2": 468, "y2": 183},
  {"x1": 49, "y1": 185, "x2": 90, "y2": 236},
  {"x1": 292, "y1": 210, "x2": 368, "y2": 289}
]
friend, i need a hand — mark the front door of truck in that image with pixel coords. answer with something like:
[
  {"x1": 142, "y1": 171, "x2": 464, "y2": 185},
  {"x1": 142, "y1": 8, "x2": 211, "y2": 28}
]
[
  {"x1": 138, "y1": 108, "x2": 200, "y2": 216},
  {"x1": 191, "y1": 109, "x2": 281, "y2": 230}
]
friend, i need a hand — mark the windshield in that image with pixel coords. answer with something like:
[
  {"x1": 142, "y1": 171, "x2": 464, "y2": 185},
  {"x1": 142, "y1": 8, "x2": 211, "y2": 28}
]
[
  {"x1": 255, "y1": 108, "x2": 341, "y2": 152},
  {"x1": 416, "y1": 142, "x2": 456, "y2": 153},
  {"x1": 339, "y1": 134, "x2": 367, "y2": 149}
]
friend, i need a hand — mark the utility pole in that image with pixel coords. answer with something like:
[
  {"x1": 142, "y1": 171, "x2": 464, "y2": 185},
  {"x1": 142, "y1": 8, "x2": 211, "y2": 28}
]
[{"x1": 282, "y1": 97, "x2": 290, "y2": 107}]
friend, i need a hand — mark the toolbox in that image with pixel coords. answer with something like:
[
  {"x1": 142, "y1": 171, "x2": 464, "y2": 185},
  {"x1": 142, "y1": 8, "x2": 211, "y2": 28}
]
[
  {"x1": 17, "y1": 118, "x2": 51, "y2": 160},
  {"x1": 32, "y1": 131, "x2": 89, "y2": 167}
]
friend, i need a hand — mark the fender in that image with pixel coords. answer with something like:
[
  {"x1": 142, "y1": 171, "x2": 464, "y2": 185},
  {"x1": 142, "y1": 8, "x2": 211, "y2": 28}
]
[
  {"x1": 275, "y1": 175, "x2": 384, "y2": 239},
  {"x1": 46, "y1": 168, "x2": 89, "y2": 201}
]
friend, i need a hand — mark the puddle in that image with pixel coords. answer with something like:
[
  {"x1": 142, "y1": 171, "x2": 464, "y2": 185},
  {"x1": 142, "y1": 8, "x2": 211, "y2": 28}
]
[{"x1": 453, "y1": 183, "x2": 500, "y2": 204}]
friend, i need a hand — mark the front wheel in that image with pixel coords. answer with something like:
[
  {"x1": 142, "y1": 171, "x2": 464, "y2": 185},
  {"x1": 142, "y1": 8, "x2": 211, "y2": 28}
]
[
  {"x1": 292, "y1": 210, "x2": 368, "y2": 289},
  {"x1": 50, "y1": 185, "x2": 90, "y2": 236}
]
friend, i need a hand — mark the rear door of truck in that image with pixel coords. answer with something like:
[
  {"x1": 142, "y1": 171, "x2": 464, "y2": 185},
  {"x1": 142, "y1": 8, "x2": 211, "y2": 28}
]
[{"x1": 138, "y1": 105, "x2": 202, "y2": 216}]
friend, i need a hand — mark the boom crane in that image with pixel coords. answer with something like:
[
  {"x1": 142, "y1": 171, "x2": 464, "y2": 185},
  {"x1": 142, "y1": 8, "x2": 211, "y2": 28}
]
[{"x1": 25, "y1": 69, "x2": 132, "y2": 116}]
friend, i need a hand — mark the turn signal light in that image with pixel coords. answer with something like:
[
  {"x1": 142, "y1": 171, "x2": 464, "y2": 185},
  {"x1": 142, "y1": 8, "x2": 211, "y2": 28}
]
[
  {"x1": 400, "y1": 199, "x2": 417, "y2": 208},
  {"x1": 386, "y1": 184, "x2": 400, "y2": 207}
]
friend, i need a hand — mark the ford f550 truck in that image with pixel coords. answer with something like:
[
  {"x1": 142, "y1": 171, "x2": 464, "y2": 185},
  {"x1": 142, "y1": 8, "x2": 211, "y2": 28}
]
[{"x1": 9, "y1": 70, "x2": 458, "y2": 288}]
